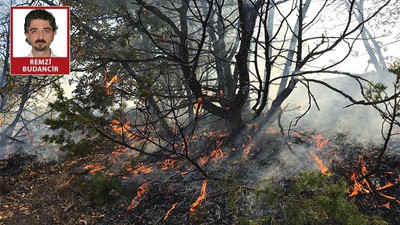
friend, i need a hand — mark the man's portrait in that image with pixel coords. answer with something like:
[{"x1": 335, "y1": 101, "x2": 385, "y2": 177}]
[
  {"x1": 24, "y1": 9, "x2": 58, "y2": 57},
  {"x1": 11, "y1": 7, "x2": 68, "y2": 58},
  {"x1": 10, "y1": 6, "x2": 70, "y2": 75}
]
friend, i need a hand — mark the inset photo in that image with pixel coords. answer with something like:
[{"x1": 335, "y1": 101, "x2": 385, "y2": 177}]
[{"x1": 10, "y1": 6, "x2": 70, "y2": 75}]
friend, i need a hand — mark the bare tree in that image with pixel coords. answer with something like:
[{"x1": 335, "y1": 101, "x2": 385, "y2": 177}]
[{"x1": 41, "y1": 0, "x2": 395, "y2": 175}]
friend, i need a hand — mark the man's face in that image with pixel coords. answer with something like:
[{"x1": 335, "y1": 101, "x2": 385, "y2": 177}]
[{"x1": 25, "y1": 19, "x2": 55, "y2": 52}]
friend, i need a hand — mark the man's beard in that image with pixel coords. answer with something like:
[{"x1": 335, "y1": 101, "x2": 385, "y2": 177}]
[
  {"x1": 34, "y1": 45, "x2": 47, "y2": 51},
  {"x1": 34, "y1": 40, "x2": 47, "y2": 51}
]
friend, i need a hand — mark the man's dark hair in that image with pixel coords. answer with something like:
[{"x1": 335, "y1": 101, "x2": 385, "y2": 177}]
[{"x1": 24, "y1": 9, "x2": 58, "y2": 34}]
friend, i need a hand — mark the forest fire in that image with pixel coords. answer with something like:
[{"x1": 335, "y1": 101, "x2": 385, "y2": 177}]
[
  {"x1": 161, "y1": 159, "x2": 179, "y2": 170},
  {"x1": 242, "y1": 135, "x2": 254, "y2": 159},
  {"x1": 2, "y1": 0, "x2": 400, "y2": 224},
  {"x1": 190, "y1": 179, "x2": 207, "y2": 213},
  {"x1": 312, "y1": 134, "x2": 329, "y2": 151},
  {"x1": 310, "y1": 150, "x2": 329, "y2": 174},
  {"x1": 127, "y1": 162, "x2": 153, "y2": 174},
  {"x1": 309, "y1": 134, "x2": 329, "y2": 174},
  {"x1": 348, "y1": 158, "x2": 373, "y2": 197},
  {"x1": 347, "y1": 156, "x2": 400, "y2": 211},
  {"x1": 193, "y1": 97, "x2": 203, "y2": 114},
  {"x1": 103, "y1": 75, "x2": 118, "y2": 95},
  {"x1": 164, "y1": 202, "x2": 178, "y2": 220},
  {"x1": 199, "y1": 139, "x2": 227, "y2": 165},
  {"x1": 110, "y1": 120, "x2": 132, "y2": 137},
  {"x1": 83, "y1": 163, "x2": 105, "y2": 174},
  {"x1": 57, "y1": 175, "x2": 76, "y2": 189},
  {"x1": 127, "y1": 183, "x2": 151, "y2": 211}
]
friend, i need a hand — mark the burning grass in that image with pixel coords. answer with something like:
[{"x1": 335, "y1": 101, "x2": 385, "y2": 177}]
[{"x1": 1, "y1": 130, "x2": 399, "y2": 224}]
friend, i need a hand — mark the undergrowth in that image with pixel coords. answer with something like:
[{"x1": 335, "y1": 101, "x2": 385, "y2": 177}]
[
  {"x1": 222, "y1": 170, "x2": 388, "y2": 225},
  {"x1": 71, "y1": 173, "x2": 121, "y2": 205}
]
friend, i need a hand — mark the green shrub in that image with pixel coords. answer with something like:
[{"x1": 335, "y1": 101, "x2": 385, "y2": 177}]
[
  {"x1": 257, "y1": 171, "x2": 388, "y2": 225},
  {"x1": 72, "y1": 173, "x2": 120, "y2": 205}
]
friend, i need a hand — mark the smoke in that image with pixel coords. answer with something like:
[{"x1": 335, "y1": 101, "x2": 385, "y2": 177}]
[{"x1": 281, "y1": 71, "x2": 397, "y2": 143}]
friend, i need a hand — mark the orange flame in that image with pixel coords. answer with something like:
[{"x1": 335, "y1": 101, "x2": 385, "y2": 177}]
[
  {"x1": 376, "y1": 182, "x2": 395, "y2": 191},
  {"x1": 164, "y1": 202, "x2": 178, "y2": 220},
  {"x1": 348, "y1": 160, "x2": 373, "y2": 197},
  {"x1": 193, "y1": 97, "x2": 203, "y2": 114},
  {"x1": 110, "y1": 120, "x2": 131, "y2": 135},
  {"x1": 254, "y1": 123, "x2": 260, "y2": 133},
  {"x1": 242, "y1": 135, "x2": 254, "y2": 159},
  {"x1": 161, "y1": 159, "x2": 179, "y2": 170},
  {"x1": 375, "y1": 202, "x2": 390, "y2": 209},
  {"x1": 190, "y1": 179, "x2": 207, "y2": 213},
  {"x1": 83, "y1": 163, "x2": 106, "y2": 174},
  {"x1": 312, "y1": 134, "x2": 329, "y2": 151},
  {"x1": 200, "y1": 149, "x2": 227, "y2": 165},
  {"x1": 57, "y1": 175, "x2": 76, "y2": 189},
  {"x1": 267, "y1": 126, "x2": 280, "y2": 134},
  {"x1": 127, "y1": 162, "x2": 153, "y2": 174},
  {"x1": 379, "y1": 193, "x2": 397, "y2": 200},
  {"x1": 309, "y1": 151, "x2": 328, "y2": 174},
  {"x1": 127, "y1": 183, "x2": 150, "y2": 211},
  {"x1": 103, "y1": 75, "x2": 118, "y2": 95},
  {"x1": 206, "y1": 131, "x2": 216, "y2": 138}
]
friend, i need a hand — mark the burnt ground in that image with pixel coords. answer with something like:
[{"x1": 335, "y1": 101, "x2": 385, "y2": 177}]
[{"x1": 0, "y1": 131, "x2": 399, "y2": 225}]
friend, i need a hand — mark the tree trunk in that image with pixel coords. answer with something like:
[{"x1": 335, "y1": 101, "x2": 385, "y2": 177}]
[
  {"x1": 0, "y1": 8, "x2": 10, "y2": 112},
  {"x1": 0, "y1": 76, "x2": 32, "y2": 156}
]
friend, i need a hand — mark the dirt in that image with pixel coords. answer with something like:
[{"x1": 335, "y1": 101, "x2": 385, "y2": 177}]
[
  {"x1": 0, "y1": 156, "x2": 107, "y2": 225},
  {"x1": 1, "y1": 132, "x2": 399, "y2": 225}
]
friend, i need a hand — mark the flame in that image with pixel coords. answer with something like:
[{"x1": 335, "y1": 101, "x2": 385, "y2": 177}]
[
  {"x1": 161, "y1": 159, "x2": 179, "y2": 170},
  {"x1": 253, "y1": 123, "x2": 260, "y2": 133},
  {"x1": 5, "y1": 144, "x2": 10, "y2": 158},
  {"x1": 375, "y1": 202, "x2": 390, "y2": 209},
  {"x1": 376, "y1": 182, "x2": 395, "y2": 191},
  {"x1": 200, "y1": 149, "x2": 227, "y2": 165},
  {"x1": 348, "y1": 158, "x2": 400, "y2": 200},
  {"x1": 267, "y1": 126, "x2": 280, "y2": 134},
  {"x1": 348, "y1": 160, "x2": 372, "y2": 197},
  {"x1": 57, "y1": 175, "x2": 76, "y2": 189},
  {"x1": 348, "y1": 172, "x2": 359, "y2": 197},
  {"x1": 379, "y1": 193, "x2": 397, "y2": 200},
  {"x1": 206, "y1": 131, "x2": 216, "y2": 138},
  {"x1": 83, "y1": 163, "x2": 106, "y2": 174},
  {"x1": 110, "y1": 120, "x2": 131, "y2": 135},
  {"x1": 127, "y1": 183, "x2": 150, "y2": 211},
  {"x1": 110, "y1": 147, "x2": 130, "y2": 164},
  {"x1": 242, "y1": 135, "x2": 254, "y2": 159},
  {"x1": 312, "y1": 134, "x2": 329, "y2": 151},
  {"x1": 193, "y1": 97, "x2": 203, "y2": 114},
  {"x1": 127, "y1": 162, "x2": 153, "y2": 174},
  {"x1": 181, "y1": 171, "x2": 189, "y2": 176},
  {"x1": 173, "y1": 125, "x2": 179, "y2": 135},
  {"x1": 190, "y1": 179, "x2": 207, "y2": 213},
  {"x1": 199, "y1": 139, "x2": 227, "y2": 165},
  {"x1": 164, "y1": 202, "x2": 178, "y2": 220},
  {"x1": 309, "y1": 151, "x2": 328, "y2": 174},
  {"x1": 103, "y1": 75, "x2": 118, "y2": 95}
]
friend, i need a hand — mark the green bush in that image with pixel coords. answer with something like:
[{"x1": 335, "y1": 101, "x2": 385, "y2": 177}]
[
  {"x1": 72, "y1": 173, "x2": 121, "y2": 205},
  {"x1": 255, "y1": 171, "x2": 388, "y2": 225}
]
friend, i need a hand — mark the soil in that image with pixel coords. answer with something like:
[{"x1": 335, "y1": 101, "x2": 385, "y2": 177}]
[{"x1": 1, "y1": 132, "x2": 399, "y2": 225}]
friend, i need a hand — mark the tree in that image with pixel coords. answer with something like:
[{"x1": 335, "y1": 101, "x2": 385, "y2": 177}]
[
  {"x1": 42, "y1": 0, "x2": 394, "y2": 175},
  {"x1": 0, "y1": 1, "x2": 60, "y2": 155}
]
